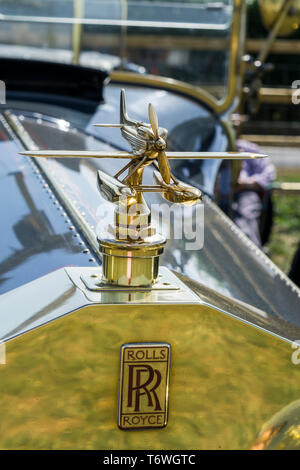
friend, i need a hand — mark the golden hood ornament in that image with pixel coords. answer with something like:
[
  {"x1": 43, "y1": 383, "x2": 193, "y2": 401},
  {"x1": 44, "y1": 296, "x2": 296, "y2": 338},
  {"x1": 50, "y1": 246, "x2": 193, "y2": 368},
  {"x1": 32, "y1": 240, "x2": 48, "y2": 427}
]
[
  {"x1": 94, "y1": 89, "x2": 201, "y2": 206},
  {"x1": 21, "y1": 89, "x2": 265, "y2": 289}
]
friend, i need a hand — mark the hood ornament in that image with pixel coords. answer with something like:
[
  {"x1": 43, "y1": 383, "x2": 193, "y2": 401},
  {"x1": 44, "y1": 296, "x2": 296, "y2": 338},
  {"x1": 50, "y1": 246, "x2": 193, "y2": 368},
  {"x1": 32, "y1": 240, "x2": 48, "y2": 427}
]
[
  {"x1": 94, "y1": 89, "x2": 201, "y2": 206},
  {"x1": 21, "y1": 89, "x2": 266, "y2": 288}
]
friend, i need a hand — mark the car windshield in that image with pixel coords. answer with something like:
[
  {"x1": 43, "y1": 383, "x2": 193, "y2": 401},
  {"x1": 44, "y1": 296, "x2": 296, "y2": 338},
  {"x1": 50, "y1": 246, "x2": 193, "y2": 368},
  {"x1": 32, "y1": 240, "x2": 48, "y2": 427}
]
[{"x1": 0, "y1": 0, "x2": 234, "y2": 99}]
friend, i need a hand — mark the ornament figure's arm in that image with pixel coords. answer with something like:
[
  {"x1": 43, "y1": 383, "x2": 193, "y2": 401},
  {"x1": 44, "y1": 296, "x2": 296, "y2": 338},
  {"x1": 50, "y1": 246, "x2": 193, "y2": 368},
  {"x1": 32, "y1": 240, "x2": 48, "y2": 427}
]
[
  {"x1": 164, "y1": 151, "x2": 266, "y2": 160},
  {"x1": 20, "y1": 150, "x2": 135, "y2": 159},
  {"x1": 21, "y1": 150, "x2": 266, "y2": 160}
]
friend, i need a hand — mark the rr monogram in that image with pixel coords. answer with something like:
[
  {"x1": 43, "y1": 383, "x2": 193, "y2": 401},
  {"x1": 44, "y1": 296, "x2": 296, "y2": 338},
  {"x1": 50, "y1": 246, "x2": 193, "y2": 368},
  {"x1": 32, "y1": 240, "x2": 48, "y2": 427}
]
[
  {"x1": 118, "y1": 343, "x2": 171, "y2": 430},
  {"x1": 127, "y1": 364, "x2": 162, "y2": 412}
]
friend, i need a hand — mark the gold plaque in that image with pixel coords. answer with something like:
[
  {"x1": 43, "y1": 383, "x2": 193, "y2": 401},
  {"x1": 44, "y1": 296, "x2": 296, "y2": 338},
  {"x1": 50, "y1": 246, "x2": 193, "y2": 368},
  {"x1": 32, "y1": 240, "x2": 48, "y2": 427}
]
[{"x1": 118, "y1": 343, "x2": 171, "y2": 430}]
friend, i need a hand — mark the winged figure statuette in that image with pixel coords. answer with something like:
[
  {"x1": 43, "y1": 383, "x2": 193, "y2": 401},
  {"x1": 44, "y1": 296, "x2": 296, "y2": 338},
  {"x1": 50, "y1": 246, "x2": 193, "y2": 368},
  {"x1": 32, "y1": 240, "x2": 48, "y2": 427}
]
[
  {"x1": 21, "y1": 89, "x2": 266, "y2": 207},
  {"x1": 20, "y1": 90, "x2": 267, "y2": 286}
]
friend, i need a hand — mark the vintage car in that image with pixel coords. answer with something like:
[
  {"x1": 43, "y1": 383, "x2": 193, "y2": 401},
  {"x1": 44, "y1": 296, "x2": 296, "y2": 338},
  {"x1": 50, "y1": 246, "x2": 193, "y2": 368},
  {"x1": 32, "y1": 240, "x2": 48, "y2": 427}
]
[{"x1": 0, "y1": 0, "x2": 300, "y2": 450}]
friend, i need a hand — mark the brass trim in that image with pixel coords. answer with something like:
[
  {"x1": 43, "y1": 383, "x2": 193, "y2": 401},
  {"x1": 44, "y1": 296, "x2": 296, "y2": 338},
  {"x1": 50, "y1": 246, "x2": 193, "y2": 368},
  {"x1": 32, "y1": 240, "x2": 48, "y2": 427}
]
[
  {"x1": 72, "y1": 0, "x2": 84, "y2": 65},
  {"x1": 80, "y1": 268, "x2": 181, "y2": 292},
  {"x1": 240, "y1": 134, "x2": 300, "y2": 147},
  {"x1": 0, "y1": 265, "x2": 298, "y2": 447},
  {"x1": 259, "y1": 87, "x2": 295, "y2": 105},
  {"x1": 1, "y1": 262, "x2": 298, "y2": 347},
  {"x1": 58, "y1": 33, "x2": 300, "y2": 56},
  {"x1": 1, "y1": 291, "x2": 300, "y2": 449},
  {"x1": 219, "y1": 0, "x2": 246, "y2": 113},
  {"x1": 109, "y1": 71, "x2": 220, "y2": 112},
  {"x1": 66, "y1": 266, "x2": 201, "y2": 304},
  {"x1": 246, "y1": 38, "x2": 300, "y2": 55},
  {"x1": 0, "y1": 266, "x2": 201, "y2": 342},
  {"x1": 1, "y1": 289, "x2": 299, "y2": 449}
]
